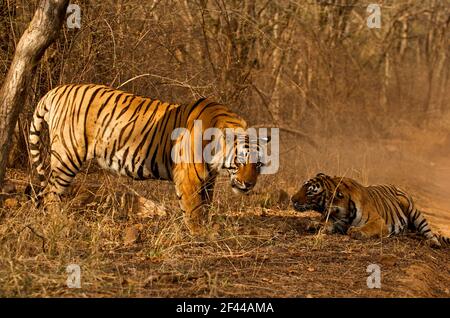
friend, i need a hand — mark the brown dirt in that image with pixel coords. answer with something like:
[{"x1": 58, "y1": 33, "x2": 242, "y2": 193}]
[{"x1": 0, "y1": 127, "x2": 449, "y2": 298}]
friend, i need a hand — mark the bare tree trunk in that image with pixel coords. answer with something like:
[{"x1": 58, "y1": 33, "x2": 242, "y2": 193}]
[
  {"x1": 399, "y1": 16, "x2": 409, "y2": 58},
  {"x1": 380, "y1": 53, "x2": 390, "y2": 112},
  {"x1": 0, "y1": 0, "x2": 69, "y2": 188},
  {"x1": 422, "y1": 0, "x2": 437, "y2": 115}
]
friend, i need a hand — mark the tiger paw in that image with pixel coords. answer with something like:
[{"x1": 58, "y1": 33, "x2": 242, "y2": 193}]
[
  {"x1": 184, "y1": 211, "x2": 209, "y2": 237},
  {"x1": 43, "y1": 193, "x2": 63, "y2": 216},
  {"x1": 185, "y1": 222, "x2": 205, "y2": 237},
  {"x1": 347, "y1": 226, "x2": 369, "y2": 240},
  {"x1": 305, "y1": 220, "x2": 323, "y2": 233},
  {"x1": 320, "y1": 222, "x2": 336, "y2": 235},
  {"x1": 207, "y1": 222, "x2": 223, "y2": 240},
  {"x1": 425, "y1": 237, "x2": 441, "y2": 249}
]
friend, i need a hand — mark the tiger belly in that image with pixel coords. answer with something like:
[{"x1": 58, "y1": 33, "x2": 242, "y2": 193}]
[{"x1": 93, "y1": 147, "x2": 171, "y2": 181}]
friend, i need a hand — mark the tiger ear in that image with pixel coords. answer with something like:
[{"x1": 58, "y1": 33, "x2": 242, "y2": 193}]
[{"x1": 316, "y1": 172, "x2": 327, "y2": 177}]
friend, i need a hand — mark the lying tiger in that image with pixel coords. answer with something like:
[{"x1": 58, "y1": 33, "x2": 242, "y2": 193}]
[{"x1": 291, "y1": 173, "x2": 449, "y2": 247}]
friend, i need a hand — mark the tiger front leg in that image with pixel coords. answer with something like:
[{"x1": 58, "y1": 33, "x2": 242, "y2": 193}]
[
  {"x1": 307, "y1": 214, "x2": 348, "y2": 234},
  {"x1": 305, "y1": 220, "x2": 336, "y2": 234},
  {"x1": 173, "y1": 168, "x2": 211, "y2": 235},
  {"x1": 177, "y1": 186, "x2": 209, "y2": 235},
  {"x1": 321, "y1": 220, "x2": 350, "y2": 235},
  {"x1": 304, "y1": 220, "x2": 323, "y2": 233}
]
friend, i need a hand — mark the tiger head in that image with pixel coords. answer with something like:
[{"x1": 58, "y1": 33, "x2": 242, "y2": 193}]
[
  {"x1": 291, "y1": 173, "x2": 358, "y2": 230},
  {"x1": 222, "y1": 134, "x2": 271, "y2": 194}
]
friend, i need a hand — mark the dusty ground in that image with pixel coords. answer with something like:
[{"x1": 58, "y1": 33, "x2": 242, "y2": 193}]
[{"x1": 0, "y1": 126, "x2": 449, "y2": 298}]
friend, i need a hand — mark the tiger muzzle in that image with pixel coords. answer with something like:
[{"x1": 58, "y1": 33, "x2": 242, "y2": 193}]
[{"x1": 231, "y1": 179, "x2": 254, "y2": 193}]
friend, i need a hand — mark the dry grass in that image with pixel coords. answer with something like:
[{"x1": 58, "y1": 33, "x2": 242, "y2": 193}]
[{"x1": 1, "y1": 125, "x2": 449, "y2": 298}]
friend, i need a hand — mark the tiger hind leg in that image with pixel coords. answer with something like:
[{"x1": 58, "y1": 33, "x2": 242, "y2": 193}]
[
  {"x1": 41, "y1": 152, "x2": 81, "y2": 213},
  {"x1": 409, "y1": 208, "x2": 442, "y2": 248},
  {"x1": 436, "y1": 234, "x2": 450, "y2": 248},
  {"x1": 347, "y1": 217, "x2": 389, "y2": 240},
  {"x1": 424, "y1": 236, "x2": 441, "y2": 248}
]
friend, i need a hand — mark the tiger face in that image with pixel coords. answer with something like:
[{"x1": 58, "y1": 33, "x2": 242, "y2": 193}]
[
  {"x1": 226, "y1": 137, "x2": 268, "y2": 194},
  {"x1": 228, "y1": 162, "x2": 263, "y2": 193},
  {"x1": 291, "y1": 173, "x2": 329, "y2": 213},
  {"x1": 291, "y1": 173, "x2": 357, "y2": 232}
]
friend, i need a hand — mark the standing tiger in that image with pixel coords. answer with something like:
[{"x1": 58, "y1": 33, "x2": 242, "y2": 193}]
[
  {"x1": 28, "y1": 84, "x2": 270, "y2": 234},
  {"x1": 291, "y1": 173, "x2": 449, "y2": 247}
]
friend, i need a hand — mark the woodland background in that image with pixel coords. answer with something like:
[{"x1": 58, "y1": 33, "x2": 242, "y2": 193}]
[{"x1": 1, "y1": 0, "x2": 449, "y2": 166}]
